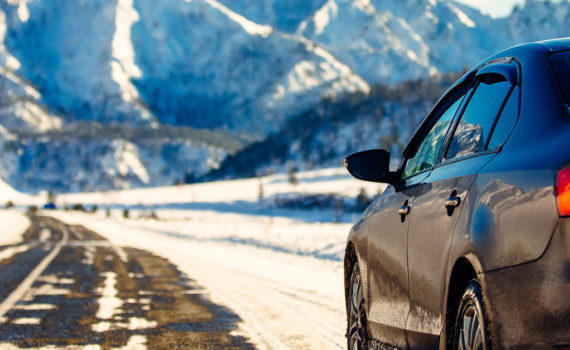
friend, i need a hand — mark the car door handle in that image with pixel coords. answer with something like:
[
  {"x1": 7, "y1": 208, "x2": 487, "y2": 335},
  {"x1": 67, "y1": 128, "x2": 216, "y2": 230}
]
[
  {"x1": 398, "y1": 205, "x2": 410, "y2": 216},
  {"x1": 445, "y1": 196, "x2": 461, "y2": 208}
]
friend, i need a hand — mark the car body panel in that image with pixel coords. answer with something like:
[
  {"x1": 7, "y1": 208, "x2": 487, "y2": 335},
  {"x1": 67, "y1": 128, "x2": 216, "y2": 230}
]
[
  {"x1": 406, "y1": 153, "x2": 496, "y2": 348},
  {"x1": 483, "y1": 218, "x2": 570, "y2": 348},
  {"x1": 365, "y1": 172, "x2": 430, "y2": 347}
]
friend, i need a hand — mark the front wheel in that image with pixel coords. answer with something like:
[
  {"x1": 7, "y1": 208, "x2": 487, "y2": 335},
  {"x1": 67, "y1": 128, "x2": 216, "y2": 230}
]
[
  {"x1": 347, "y1": 262, "x2": 368, "y2": 350},
  {"x1": 452, "y1": 280, "x2": 492, "y2": 350}
]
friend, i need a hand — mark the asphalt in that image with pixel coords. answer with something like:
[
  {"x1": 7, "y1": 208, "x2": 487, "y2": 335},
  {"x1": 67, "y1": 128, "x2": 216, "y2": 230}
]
[{"x1": 0, "y1": 215, "x2": 255, "y2": 349}]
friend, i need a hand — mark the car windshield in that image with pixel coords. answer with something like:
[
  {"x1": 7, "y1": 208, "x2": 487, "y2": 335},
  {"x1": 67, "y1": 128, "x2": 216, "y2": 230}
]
[{"x1": 549, "y1": 50, "x2": 570, "y2": 112}]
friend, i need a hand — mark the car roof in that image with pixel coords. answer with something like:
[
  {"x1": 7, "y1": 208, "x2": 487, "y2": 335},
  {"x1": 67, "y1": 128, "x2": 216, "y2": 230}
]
[
  {"x1": 446, "y1": 38, "x2": 570, "y2": 93},
  {"x1": 535, "y1": 37, "x2": 570, "y2": 52}
]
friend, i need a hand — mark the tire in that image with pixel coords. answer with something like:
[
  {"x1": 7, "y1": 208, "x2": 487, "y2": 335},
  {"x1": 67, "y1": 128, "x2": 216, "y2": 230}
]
[
  {"x1": 452, "y1": 280, "x2": 492, "y2": 350},
  {"x1": 347, "y1": 262, "x2": 368, "y2": 350}
]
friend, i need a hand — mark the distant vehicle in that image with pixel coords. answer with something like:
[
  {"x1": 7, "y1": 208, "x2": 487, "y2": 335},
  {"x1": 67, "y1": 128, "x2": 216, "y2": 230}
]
[
  {"x1": 344, "y1": 38, "x2": 570, "y2": 350},
  {"x1": 43, "y1": 202, "x2": 56, "y2": 210}
]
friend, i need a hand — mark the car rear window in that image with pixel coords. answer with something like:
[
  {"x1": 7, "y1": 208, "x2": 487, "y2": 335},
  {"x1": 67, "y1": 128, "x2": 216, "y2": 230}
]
[{"x1": 549, "y1": 51, "x2": 570, "y2": 107}]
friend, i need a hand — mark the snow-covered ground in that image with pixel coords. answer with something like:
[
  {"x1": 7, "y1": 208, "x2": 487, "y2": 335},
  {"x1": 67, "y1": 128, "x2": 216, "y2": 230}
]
[
  {"x1": 57, "y1": 167, "x2": 383, "y2": 209},
  {"x1": 0, "y1": 177, "x2": 34, "y2": 246},
  {"x1": 0, "y1": 210, "x2": 30, "y2": 246},
  {"x1": 3, "y1": 167, "x2": 384, "y2": 349}
]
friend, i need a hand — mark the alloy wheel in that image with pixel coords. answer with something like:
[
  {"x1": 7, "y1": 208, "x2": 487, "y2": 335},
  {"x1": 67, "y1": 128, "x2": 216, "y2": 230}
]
[
  {"x1": 348, "y1": 265, "x2": 367, "y2": 350},
  {"x1": 453, "y1": 280, "x2": 490, "y2": 350},
  {"x1": 458, "y1": 305, "x2": 483, "y2": 350}
]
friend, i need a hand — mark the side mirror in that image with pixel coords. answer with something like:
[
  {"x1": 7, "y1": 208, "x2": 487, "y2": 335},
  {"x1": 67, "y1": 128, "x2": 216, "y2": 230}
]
[{"x1": 344, "y1": 149, "x2": 393, "y2": 183}]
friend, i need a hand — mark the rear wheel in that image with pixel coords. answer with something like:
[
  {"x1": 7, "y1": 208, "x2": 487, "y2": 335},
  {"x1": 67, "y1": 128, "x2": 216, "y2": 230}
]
[
  {"x1": 452, "y1": 280, "x2": 491, "y2": 350},
  {"x1": 347, "y1": 263, "x2": 368, "y2": 350}
]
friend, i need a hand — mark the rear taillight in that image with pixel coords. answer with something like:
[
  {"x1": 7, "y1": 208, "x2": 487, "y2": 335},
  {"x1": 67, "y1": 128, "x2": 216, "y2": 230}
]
[{"x1": 556, "y1": 166, "x2": 570, "y2": 217}]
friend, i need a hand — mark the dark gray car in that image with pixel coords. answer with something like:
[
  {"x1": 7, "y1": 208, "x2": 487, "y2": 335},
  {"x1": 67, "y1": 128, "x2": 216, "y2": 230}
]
[{"x1": 344, "y1": 39, "x2": 570, "y2": 349}]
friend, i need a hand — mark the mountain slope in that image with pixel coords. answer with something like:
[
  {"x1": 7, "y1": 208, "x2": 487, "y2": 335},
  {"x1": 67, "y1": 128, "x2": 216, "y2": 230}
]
[
  {"x1": 131, "y1": 0, "x2": 368, "y2": 134},
  {"x1": 2, "y1": 0, "x2": 154, "y2": 125},
  {"x1": 217, "y1": 0, "x2": 327, "y2": 33},
  {"x1": 297, "y1": 0, "x2": 434, "y2": 83},
  {"x1": 2, "y1": 0, "x2": 369, "y2": 135},
  {"x1": 0, "y1": 6, "x2": 62, "y2": 132}
]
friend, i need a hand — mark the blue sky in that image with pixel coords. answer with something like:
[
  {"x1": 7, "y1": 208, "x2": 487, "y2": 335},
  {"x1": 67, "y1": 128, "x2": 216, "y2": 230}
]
[{"x1": 454, "y1": 0, "x2": 525, "y2": 17}]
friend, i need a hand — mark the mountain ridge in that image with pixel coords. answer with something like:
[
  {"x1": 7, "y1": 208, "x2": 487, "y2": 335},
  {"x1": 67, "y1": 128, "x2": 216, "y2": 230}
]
[{"x1": 0, "y1": 0, "x2": 567, "y2": 192}]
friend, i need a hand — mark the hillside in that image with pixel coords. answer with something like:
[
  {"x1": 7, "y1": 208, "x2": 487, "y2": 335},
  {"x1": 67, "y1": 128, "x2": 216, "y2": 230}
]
[{"x1": 207, "y1": 72, "x2": 462, "y2": 180}]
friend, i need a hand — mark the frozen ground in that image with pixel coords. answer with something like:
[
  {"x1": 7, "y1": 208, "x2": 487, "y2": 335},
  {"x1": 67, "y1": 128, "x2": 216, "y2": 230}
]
[
  {"x1": 0, "y1": 210, "x2": 30, "y2": 246},
  {"x1": 57, "y1": 167, "x2": 383, "y2": 212},
  {"x1": 6, "y1": 168, "x2": 384, "y2": 349}
]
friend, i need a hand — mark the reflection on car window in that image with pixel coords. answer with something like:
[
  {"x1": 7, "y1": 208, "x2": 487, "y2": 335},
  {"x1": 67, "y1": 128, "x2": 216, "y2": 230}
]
[
  {"x1": 445, "y1": 77, "x2": 512, "y2": 161},
  {"x1": 402, "y1": 93, "x2": 465, "y2": 179},
  {"x1": 488, "y1": 86, "x2": 519, "y2": 150}
]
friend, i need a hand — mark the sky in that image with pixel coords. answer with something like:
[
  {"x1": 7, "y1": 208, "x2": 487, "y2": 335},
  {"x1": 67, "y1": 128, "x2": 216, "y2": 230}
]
[{"x1": 454, "y1": 0, "x2": 525, "y2": 18}]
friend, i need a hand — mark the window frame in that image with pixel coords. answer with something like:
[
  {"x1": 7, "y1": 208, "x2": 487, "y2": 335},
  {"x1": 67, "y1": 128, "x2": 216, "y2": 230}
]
[
  {"x1": 399, "y1": 79, "x2": 474, "y2": 181},
  {"x1": 439, "y1": 77, "x2": 516, "y2": 165},
  {"x1": 547, "y1": 49, "x2": 570, "y2": 113},
  {"x1": 398, "y1": 58, "x2": 521, "y2": 181}
]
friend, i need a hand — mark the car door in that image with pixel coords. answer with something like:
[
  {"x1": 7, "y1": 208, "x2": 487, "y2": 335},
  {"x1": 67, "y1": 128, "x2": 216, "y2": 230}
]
[
  {"x1": 404, "y1": 60, "x2": 520, "y2": 348},
  {"x1": 365, "y1": 80, "x2": 470, "y2": 348}
]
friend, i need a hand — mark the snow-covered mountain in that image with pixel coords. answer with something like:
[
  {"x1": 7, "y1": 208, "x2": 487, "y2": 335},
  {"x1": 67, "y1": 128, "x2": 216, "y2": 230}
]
[
  {"x1": 1, "y1": 123, "x2": 241, "y2": 192},
  {"x1": 296, "y1": 0, "x2": 569, "y2": 83},
  {"x1": 0, "y1": 0, "x2": 567, "y2": 192},
  {"x1": 130, "y1": 0, "x2": 367, "y2": 133},
  {"x1": 506, "y1": 0, "x2": 570, "y2": 42},
  {"x1": 2, "y1": 0, "x2": 155, "y2": 126},
  {"x1": 0, "y1": 7, "x2": 61, "y2": 132},
  {"x1": 1, "y1": 0, "x2": 569, "y2": 133},
  {"x1": 1, "y1": 0, "x2": 368, "y2": 134}
]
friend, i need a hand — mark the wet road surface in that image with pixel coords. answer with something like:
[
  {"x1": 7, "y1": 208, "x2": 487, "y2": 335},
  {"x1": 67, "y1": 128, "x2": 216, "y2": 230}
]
[{"x1": 0, "y1": 215, "x2": 255, "y2": 349}]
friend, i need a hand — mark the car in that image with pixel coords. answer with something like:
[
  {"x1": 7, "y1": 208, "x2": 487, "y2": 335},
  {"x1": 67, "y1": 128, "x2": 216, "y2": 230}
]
[
  {"x1": 344, "y1": 38, "x2": 570, "y2": 350},
  {"x1": 43, "y1": 202, "x2": 56, "y2": 210}
]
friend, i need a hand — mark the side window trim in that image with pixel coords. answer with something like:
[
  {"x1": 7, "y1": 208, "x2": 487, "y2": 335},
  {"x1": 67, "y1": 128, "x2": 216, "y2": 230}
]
[
  {"x1": 434, "y1": 148, "x2": 499, "y2": 170},
  {"x1": 440, "y1": 74, "x2": 515, "y2": 163},
  {"x1": 402, "y1": 78, "x2": 473, "y2": 159},
  {"x1": 433, "y1": 83, "x2": 476, "y2": 166},
  {"x1": 399, "y1": 81, "x2": 473, "y2": 181},
  {"x1": 437, "y1": 82, "x2": 516, "y2": 164},
  {"x1": 483, "y1": 84, "x2": 515, "y2": 151},
  {"x1": 439, "y1": 59, "x2": 521, "y2": 164}
]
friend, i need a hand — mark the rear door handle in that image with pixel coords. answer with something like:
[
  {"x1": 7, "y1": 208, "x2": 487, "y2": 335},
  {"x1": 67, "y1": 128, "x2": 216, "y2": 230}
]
[
  {"x1": 445, "y1": 196, "x2": 461, "y2": 208},
  {"x1": 399, "y1": 205, "x2": 410, "y2": 216}
]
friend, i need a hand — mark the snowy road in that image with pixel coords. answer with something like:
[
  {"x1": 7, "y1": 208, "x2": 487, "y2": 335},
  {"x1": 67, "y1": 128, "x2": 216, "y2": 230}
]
[
  {"x1": 0, "y1": 215, "x2": 255, "y2": 349},
  {"x1": 48, "y1": 211, "x2": 349, "y2": 350}
]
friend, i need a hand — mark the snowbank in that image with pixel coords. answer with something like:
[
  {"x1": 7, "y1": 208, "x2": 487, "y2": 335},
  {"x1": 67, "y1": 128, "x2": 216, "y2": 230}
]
[{"x1": 0, "y1": 210, "x2": 30, "y2": 246}]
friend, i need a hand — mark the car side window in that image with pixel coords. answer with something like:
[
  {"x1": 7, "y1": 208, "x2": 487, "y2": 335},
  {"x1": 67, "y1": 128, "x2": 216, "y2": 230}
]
[
  {"x1": 487, "y1": 85, "x2": 520, "y2": 150},
  {"x1": 445, "y1": 75, "x2": 513, "y2": 161},
  {"x1": 402, "y1": 87, "x2": 468, "y2": 179}
]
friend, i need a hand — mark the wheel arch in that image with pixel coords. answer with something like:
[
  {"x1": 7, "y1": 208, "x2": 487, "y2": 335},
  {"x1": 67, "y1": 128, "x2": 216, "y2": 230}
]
[{"x1": 443, "y1": 256, "x2": 479, "y2": 349}]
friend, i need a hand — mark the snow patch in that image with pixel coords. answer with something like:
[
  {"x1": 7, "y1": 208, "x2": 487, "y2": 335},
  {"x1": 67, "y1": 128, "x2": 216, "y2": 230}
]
[
  {"x1": 93, "y1": 271, "x2": 123, "y2": 327},
  {"x1": 111, "y1": 0, "x2": 153, "y2": 122},
  {"x1": 103, "y1": 140, "x2": 150, "y2": 185},
  {"x1": 313, "y1": 0, "x2": 338, "y2": 35},
  {"x1": 204, "y1": 0, "x2": 273, "y2": 37},
  {"x1": 450, "y1": 4, "x2": 476, "y2": 28},
  {"x1": 11, "y1": 317, "x2": 40, "y2": 325},
  {"x1": 0, "y1": 210, "x2": 30, "y2": 246},
  {"x1": 12, "y1": 303, "x2": 56, "y2": 311},
  {"x1": 116, "y1": 335, "x2": 147, "y2": 349}
]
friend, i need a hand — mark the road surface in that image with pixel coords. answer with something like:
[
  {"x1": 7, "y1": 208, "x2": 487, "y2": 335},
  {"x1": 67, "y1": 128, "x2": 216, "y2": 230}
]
[{"x1": 0, "y1": 215, "x2": 255, "y2": 349}]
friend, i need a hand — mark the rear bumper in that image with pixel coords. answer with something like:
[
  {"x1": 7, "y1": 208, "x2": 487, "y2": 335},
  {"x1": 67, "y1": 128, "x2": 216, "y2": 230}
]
[{"x1": 483, "y1": 219, "x2": 570, "y2": 349}]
